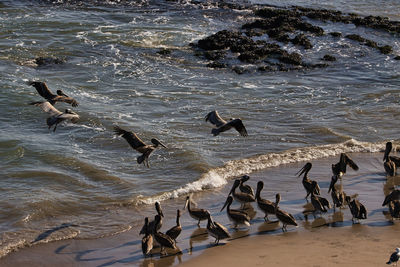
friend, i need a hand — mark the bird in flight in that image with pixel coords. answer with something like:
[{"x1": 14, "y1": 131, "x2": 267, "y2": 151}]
[{"x1": 205, "y1": 110, "x2": 248, "y2": 137}]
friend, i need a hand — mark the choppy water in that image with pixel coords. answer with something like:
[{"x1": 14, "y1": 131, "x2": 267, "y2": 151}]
[{"x1": 0, "y1": 0, "x2": 400, "y2": 259}]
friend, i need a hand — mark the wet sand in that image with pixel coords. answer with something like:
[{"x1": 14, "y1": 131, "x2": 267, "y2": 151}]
[{"x1": 1, "y1": 152, "x2": 400, "y2": 266}]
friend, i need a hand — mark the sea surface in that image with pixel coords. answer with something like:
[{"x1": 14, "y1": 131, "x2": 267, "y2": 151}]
[{"x1": 0, "y1": 0, "x2": 400, "y2": 260}]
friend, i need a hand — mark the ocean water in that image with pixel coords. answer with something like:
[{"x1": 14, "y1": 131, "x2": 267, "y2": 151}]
[{"x1": 0, "y1": 0, "x2": 400, "y2": 259}]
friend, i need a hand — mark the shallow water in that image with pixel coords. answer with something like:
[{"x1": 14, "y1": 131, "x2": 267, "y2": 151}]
[{"x1": 0, "y1": 0, "x2": 400, "y2": 259}]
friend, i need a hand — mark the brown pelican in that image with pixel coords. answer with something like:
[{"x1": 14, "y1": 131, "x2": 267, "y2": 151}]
[
  {"x1": 383, "y1": 190, "x2": 400, "y2": 206},
  {"x1": 206, "y1": 213, "x2": 231, "y2": 244},
  {"x1": 141, "y1": 217, "x2": 153, "y2": 257},
  {"x1": 310, "y1": 181, "x2": 330, "y2": 215},
  {"x1": 228, "y1": 179, "x2": 255, "y2": 207},
  {"x1": 255, "y1": 181, "x2": 275, "y2": 222},
  {"x1": 114, "y1": 126, "x2": 167, "y2": 168},
  {"x1": 384, "y1": 142, "x2": 397, "y2": 176},
  {"x1": 29, "y1": 81, "x2": 78, "y2": 107},
  {"x1": 274, "y1": 193, "x2": 298, "y2": 232},
  {"x1": 205, "y1": 110, "x2": 248, "y2": 137},
  {"x1": 331, "y1": 153, "x2": 359, "y2": 177},
  {"x1": 239, "y1": 175, "x2": 254, "y2": 196},
  {"x1": 388, "y1": 200, "x2": 400, "y2": 221},
  {"x1": 220, "y1": 196, "x2": 251, "y2": 228},
  {"x1": 30, "y1": 101, "x2": 79, "y2": 132},
  {"x1": 183, "y1": 196, "x2": 210, "y2": 226},
  {"x1": 328, "y1": 174, "x2": 339, "y2": 193},
  {"x1": 387, "y1": 248, "x2": 400, "y2": 265},
  {"x1": 139, "y1": 202, "x2": 164, "y2": 235},
  {"x1": 346, "y1": 196, "x2": 367, "y2": 223},
  {"x1": 153, "y1": 215, "x2": 176, "y2": 255},
  {"x1": 296, "y1": 163, "x2": 320, "y2": 200},
  {"x1": 330, "y1": 185, "x2": 346, "y2": 210},
  {"x1": 166, "y1": 210, "x2": 182, "y2": 243}
]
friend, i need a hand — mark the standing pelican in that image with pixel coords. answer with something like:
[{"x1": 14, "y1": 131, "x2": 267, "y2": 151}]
[
  {"x1": 388, "y1": 200, "x2": 400, "y2": 221},
  {"x1": 346, "y1": 196, "x2": 367, "y2": 223},
  {"x1": 331, "y1": 153, "x2": 359, "y2": 177},
  {"x1": 384, "y1": 142, "x2": 397, "y2": 176},
  {"x1": 274, "y1": 193, "x2": 298, "y2": 232},
  {"x1": 205, "y1": 110, "x2": 248, "y2": 137},
  {"x1": 310, "y1": 181, "x2": 329, "y2": 216},
  {"x1": 183, "y1": 196, "x2": 210, "y2": 226},
  {"x1": 114, "y1": 126, "x2": 167, "y2": 167},
  {"x1": 296, "y1": 163, "x2": 320, "y2": 200},
  {"x1": 30, "y1": 101, "x2": 79, "y2": 132},
  {"x1": 255, "y1": 181, "x2": 275, "y2": 222},
  {"x1": 141, "y1": 217, "x2": 153, "y2": 257},
  {"x1": 153, "y1": 215, "x2": 176, "y2": 255},
  {"x1": 383, "y1": 190, "x2": 400, "y2": 206},
  {"x1": 139, "y1": 202, "x2": 164, "y2": 235},
  {"x1": 239, "y1": 175, "x2": 254, "y2": 196},
  {"x1": 166, "y1": 210, "x2": 182, "y2": 243},
  {"x1": 206, "y1": 213, "x2": 231, "y2": 244},
  {"x1": 330, "y1": 185, "x2": 346, "y2": 210},
  {"x1": 29, "y1": 81, "x2": 78, "y2": 107},
  {"x1": 220, "y1": 196, "x2": 251, "y2": 228},
  {"x1": 228, "y1": 179, "x2": 255, "y2": 207},
  {"x1": 387, "y1": 248, "x2": 400, "y2": 266}
]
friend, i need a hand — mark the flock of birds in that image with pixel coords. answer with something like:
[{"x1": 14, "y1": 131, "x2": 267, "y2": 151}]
[{"x1": 27, "y1": 82, "x2": 400, "y2": 264}]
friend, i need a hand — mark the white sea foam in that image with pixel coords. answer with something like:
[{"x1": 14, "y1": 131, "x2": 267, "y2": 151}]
[{"x1": 136, "y1": 139, "x2": 387, "y2": 205}]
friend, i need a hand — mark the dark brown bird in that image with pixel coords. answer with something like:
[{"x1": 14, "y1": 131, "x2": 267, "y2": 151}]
[
  {"x1": 205, "y1": 110, "x2": 248, "y2": 137},
  {"x1": 166, "y1": 210, "x2": 182, "y2": 243},
  {"x1": 383, "y1": 190, "x2": 400, "y2": 206},
  {"x1": 221, "y1": 196, "x2": 251, "y2": 228},
  {"x1": 152, "y1": 215, "x2": 176, "y2": 255},
  {"x1": 139, "y1": 202, "x2": 164, "y2": 235},
  {"x1": 330, "y1": 185, "x2": 346, "y2": 210},
  {"x1": 228, "y1": 179, "x2": 255, "y2": 207},
  {"x1": 30, "y1": 101, "x2": 79, "y2": 132},
  {"x1": 141, "y1": 217, "x2": 153, "y2": 257},
  {"x1": 296, "y1": 163, "x2": 320, "y2": 200},
  {"x1": 274, "y1": 193, "x2": 297, "y2": 232},
  {"x1": 346, "y1": 196, "x2": 367, "y2": 223},
  {"x1": 255, "y1": 181, "x2": 275, "y2": 222},
  {"x1": 331, "y1": 153, "x2": 359, "y2": 177},
  {"x1": 239, "y1": 175, "x2": 254, "y2": 196},
  {"x1": 310, "y1": 181, "x2": 330, "y2": 215},
  {"x1": 29, "y1": 81, "x2": 78, "y2": 107},
  {"x1": 184, "y1": 196, "x2": 210, "y2": 226},
  {"x1": 388, "y1": 200, "x2": 400, "y2": 221},
  {"x1": 386, "y1": 248, "x2": 400, "y2": 265},
  {"x1": 206, "y1": 213, "x2": 231, "y2": 244},
  {"x1": 114, "y1": 126, "x2": 167, "y2": 167},
  {"x1": 384, "y1": 142, "x2": 396, "y2": 176}
]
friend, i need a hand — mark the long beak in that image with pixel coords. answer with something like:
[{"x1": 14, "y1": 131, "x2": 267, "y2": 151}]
[
  {"x1": 220, "y1": 197, "x2": 229, "y2": 212},
  {"x1": 183, "y1": 199, "x2": 188, "y2": 210},
  {"x1": 159, "y1": 142, "x2": 167, "y2": 149},
  {"x1": 295, "y1": 166, "x2": 306, "y2": 177}
]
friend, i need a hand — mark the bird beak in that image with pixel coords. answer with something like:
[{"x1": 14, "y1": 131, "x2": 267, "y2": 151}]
[
  {"x1": 183, "y1": 199, "x2": 188, "y2": 210},
  {"x1": 159, "y1": 141, "x2": 167, "y2": 149},
  {"x1": 220, "y1": 197, "x2": 229, "y2": 212}
]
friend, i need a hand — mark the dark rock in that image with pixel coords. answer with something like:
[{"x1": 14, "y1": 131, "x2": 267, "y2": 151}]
[
  {"x1": 157, "y1": 49, "x2": 171, "y2": 55},
  {"x1": 345, "y1": 34, "x2": 366, "y2": 42},
  {"x1": 394, "y1": 55, "x2": 400, "y2": 60},
  {"x1": 279, "y1": 52, "x2": 302, "y2": 65},
  {"x1": 203, "y1": 50, "x2": 226, "y2": 60},
  {"x1": 322, "y1": 54, "x2": 336, "y2": 61},
  {"x1": 379, "y1": 45, "x2": 393, "y2": 54},
  {"x1": 35, "y1": 56, "x2": 65, "y2": 66},
  {"x1": 330, "y1": 32, "x2": 342, "y2": 37},
  {"x1": 365, "y1": 40, "x2": 378, "y2": 48},
  {"x1": 232, "y1": 66, "x2": 247, "y2": 74},
  {"x1": 258, "y1": 65, "x2": 275, "y2": 72},
  {"x1": 207, "y1": 61, "x2": 227, "y2": 68},
  {"x1": 292, "y1": 34, "x2": 313, "y2": 49}
]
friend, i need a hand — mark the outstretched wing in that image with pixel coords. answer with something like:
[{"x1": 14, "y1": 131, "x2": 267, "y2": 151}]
[
  {"x1": 205, "y1": 110, "x2": 226, "y2": 127},
  {"x1": 344, "y1": 153, "x2": 359, "y2": 171},
  {"x1": 114, "y1": 126, "x2": 147, "y2": 150},
  {"x1": 226, "y1": 118, "x2": 248, "y2": 137},
  {"x1": 30, "y1": 101, "x2": 62, "y2": 116},
  {"x1": 29, "y1": 81, "x2": 54, "y2": 99},
  {"x1": 56, "y1": 90, "x2": 79, "y2": 107}
]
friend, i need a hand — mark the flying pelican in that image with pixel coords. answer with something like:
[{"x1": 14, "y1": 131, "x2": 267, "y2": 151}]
[
  {"x1": 183, "y1": 196, "x2": 210, "y2": 226},
  {"x1": 141, "y1": 217, "x2": 153, "y2": 257},
  {"x1": 220, "y1": 196, "x2": 251, "y2": 228},
  {"x1": 166, "y1": 210, "x2": 182, "y2": 244},
  {"x1": 255, "y1": 181, "x2": 275, "y2": 222},
  {"x1": 114, "y1": 126, "x2": 167, "y2": 168},
  {"x1": 383, "y1": 190, "x2": 400, "y2": 206},
  {"x1": 386, "y1": 248, "x2": 400, "y2": 266},
  {"x1": 239, "y1": 175, "x2": 254, "y2": 196},
  {"x1": 139, "y1": 202, "x2": 164, "y2": 235},
  {"x1": 346, "y1": 196, "x2": 367, "y2": 223},
  {"x1": 152, "y1": 215, "x2": 176, "y2": 255},
  {"x1": 228, "y1": 179, "x2": 255, "y2": 207},
  {"x1": 30, "y1": 101, "x2": 79, "y2": 132},
  {"x1": 274, "y1": 193, "x2": 298, "y2": 232},
  {"x1": 29, "y1": 81, "x2": 78, "y2": 107},
  {"x1": 331, "y1": 153, "x2": 359, "y2": 178},
  {"x1": 296, "y1": 162, "x2": 320, "y2": 200},
  {"x1": 205, "y1": 110, "x2": 248, "y2": 137},
  {"x1": 384, "y1": 142, "x2": 396, "y2": 176},
  {"x1": 206, "y1": 213, "x2": 231, "y2": 244}
]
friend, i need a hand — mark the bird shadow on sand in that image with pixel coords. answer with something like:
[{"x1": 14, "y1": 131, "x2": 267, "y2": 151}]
[{"x1": 32, "y1": 223, "x2": 79, "y2": 244}]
